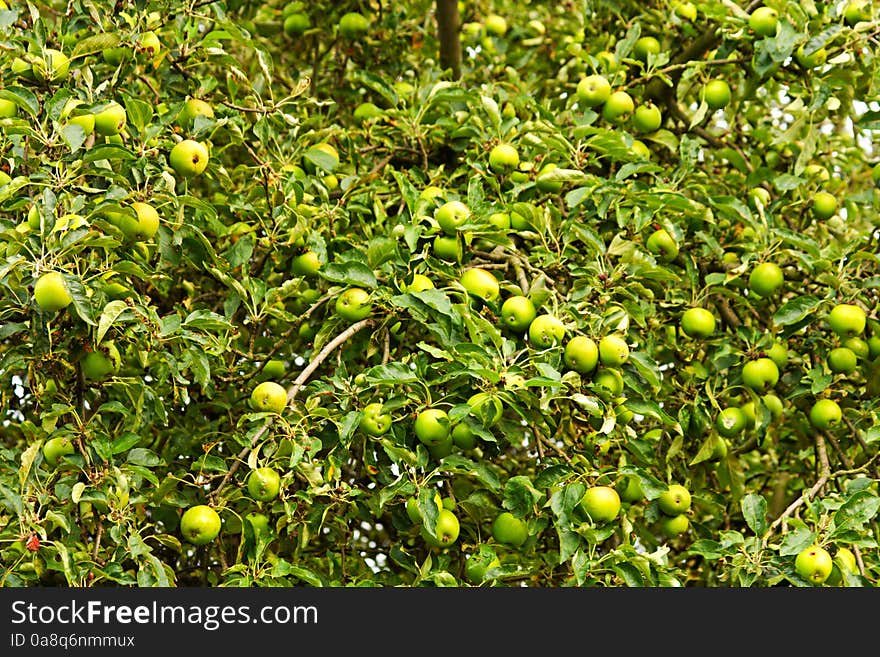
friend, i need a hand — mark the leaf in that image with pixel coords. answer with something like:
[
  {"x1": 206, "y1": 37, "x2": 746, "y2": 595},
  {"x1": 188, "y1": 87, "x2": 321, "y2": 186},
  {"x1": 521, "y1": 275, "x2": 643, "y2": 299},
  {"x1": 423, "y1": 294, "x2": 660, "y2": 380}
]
[
  {"x1": 502, "y1": 475, "x2": 543, "y2": 516},
  {"x1": 96, "y1": 300, "x2": 130, "y2": 344},
  {"x1": 772, "y1": 295, "x2": 822, "y2": 326},
  {"x1": 20, "y1": 441, "x2": 41, "y2": 488},
  {"x1": 740, "y1": 493, "x2": 768, "y2": 537},
  {"x1": 127, "y1": 448, "x2": 164, "y2": 467},
  {"x1": 832, "y1": 490, "x2": 880, "y2": 530},
  {"x1": 319, "y1": 261, "x2": 377, "y2": 288},
  {"x1": 71, "y1": 33, "x2": 120, "y2": 59}
]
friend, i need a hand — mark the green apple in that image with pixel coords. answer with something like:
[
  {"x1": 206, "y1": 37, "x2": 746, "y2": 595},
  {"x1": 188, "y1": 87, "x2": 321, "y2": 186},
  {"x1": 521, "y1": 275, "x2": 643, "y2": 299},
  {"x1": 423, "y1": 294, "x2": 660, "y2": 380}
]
[
  {"x1": 843, "y1": 1, "x2": 871, "y2": 26},
  {"x1": 843, "y1": 336, "x2": 869, "y2": 360},
  {"x1": 794, "y1": 545, "x2": 833, "y2": 584},
  {"x1": 741, "y1": 357, "x2": 779, "y2": 392},
  {"x1": 716, "y1": 406, "x2": 747, "y2": 437},
  {"x1": 500, "y1": 295, "x2": 537, "y2": 333},
  {"x1": 602, "y1": 90, "x2": 634, "y2": 124},
  {"x1": 681, "y1": 307, "x2": 716, "y2": 339},
  {"x1": 812, "y1": 191, "x2": 838, "y2": 219},
  {"x1": 66, "y1": 112, "x2": 95, "y2": 135},
  {"x1": 360, "y1": 402, "x2": 392, "y2": 437},
  {"x1": 33, "y1": 48, "x2": 70, "y2": 82},
  {"x1": 283, "y1": 12, "x2": 311, "y2": 37},
  {"x1": 290, "y1": 250, "x2": 321, "y2": 277},
  {"x1": 484, "y1": 14, "x2": 508, "y2": 37},
  {"x1": 749, "y1": 262, "x2": 784, "y2": 297},
  {"x1": 93, "y1": 101, "x2": 127, "y2": 136},
  {"x1": 749, "y1": 187, "x2": 771, "y2": 210},
  {"x1": 827, "y1": 303, "x2": 866, "y2": 338},
  {"x1": 247, "y1": 467, "x2": 281, "y2": 501},
  {"x1": 674, "y1": 1, "x2": 698, "y2": 21},
  {"x1": 660, "y1": 513, "x2": 689, "y2": 537},
  {"x1": 169, "y1": 139, "x2": 210, "y2": 177},
  {"x1": 580, "y1": 485, "x2": 621, "y2": 523},
  {"x1": 617, "y1": 475, "x2": 645, "y2": 503},
  {"x1": 827, "y1": 347, "x2": 858, "y2": 374},
  {"x1": 42, "y1": 436, "x2": 75, "y2": 467},
  {"x1": 796, "y1": 43, "x2": 827, "y2": 69},
  {"x1": 632, "y1": 102, "x2": 662, "y2": 133},
  {"x1": 703, "y1": 79, "x2": 731, "y2": 110},
  {"x1": 767, "y1": 341, "x2": 789, "y2": 368},
  {"x1": 633, "y1": 36, "x2": 661, "y2": 62},
  {"x1": 576, "y1": 74, "x2": 611, "y2": 108},
  {"x1": 487, "y1": 212, "x2": 511, "y2": 230},
  {"x1": 646, "y1": 228, "x2": 679, "y2": 261},
  {"x1": 180, "y1": 505, "x2": 221, "y2": 545},
  {"x1": 421, "y1": 508, "x2": 460, "y2": 548},
  {"x1": 34, "y1": 271, "x2": 73, "y2": 312},
  {"x1": 109, "y1": 201, "x2": 160, "y2": 242},
  {"x1": 491, "y1": 511, "x2": 528, "y2": 547},
  {"x1": 594, "y1": 368, "x2": 624, "y2": 397},
  {"x1": 827, "y1": 547, "x2": 858, "y2": 585},
  {"x1": 809, "y1": 398, "x2": 842, "y2": 430},
  {"x1": 749, "y1": 6, "x2": 779, "y2": 37},
  {"x1": 459, "y1": 267, "x2": 500, "y2": 302},
  {"x1": 432, "y1": 235, "x2": 462, "y2": 262},
  {"x1": 535, "y1": 163, "x2": 564, "y2": 193},
  {"x1": 563, "y1": 335, "x2": 599, "y2": 374},
  {"x1": 451, "y1": 422, "x2": 477, "y2": 450},
  {"x1": 435, "y1": 200, "x2": 470, "y2": 234},
  {"x1": 0, "y1": 98, "x2": 18, "y2": 118},
  {"x1": 338, "y1": 11, "x2": 369, "y2": 38},
  {"x1": 598, "y1": 334, "x2": 630, "y2": 367},
  {"x1": 178, "y1": 98, "x2": 214, "y2": 129},
  {"x1": 81, "y1": 346, "x2": 120, "y2": 380},
  {"x1": 405, "y1": 273, "x2": 434, "y2": 293},
  {"x1": 353, "y1": 101, "x2": 382, "y2": 123},
  {"x1": 335, "y1": 287, "x2": 372, "y2": 322},
  {"x1": 528, "y1": 313, "x2": 566, "y2": 348},
  {"x1": 488, "y1": 143, "x2": 520, "y2": 173},
  {"x1": 414, "y1": 408, "x2": 450, "y2": 447},
  {"x1": 250, "y1": 381, "x2": 288, "y2": 413},
  {"x1": 658, "y1": 484, "x2": 691, "y2": 515}
]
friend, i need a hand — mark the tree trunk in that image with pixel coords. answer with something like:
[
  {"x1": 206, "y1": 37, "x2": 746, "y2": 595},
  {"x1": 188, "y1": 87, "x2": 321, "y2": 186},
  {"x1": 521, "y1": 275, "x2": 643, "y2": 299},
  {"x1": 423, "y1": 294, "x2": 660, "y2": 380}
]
[{"x1": 436, "y1": 0, "x2": 461, "y2": 80}]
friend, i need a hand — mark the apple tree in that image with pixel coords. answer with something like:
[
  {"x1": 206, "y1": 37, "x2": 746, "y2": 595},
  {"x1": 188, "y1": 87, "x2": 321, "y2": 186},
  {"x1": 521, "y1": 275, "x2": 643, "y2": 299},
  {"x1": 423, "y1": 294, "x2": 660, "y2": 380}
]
[{"x1": 0, "y1": 0, "x2": 879, "y2": 588}]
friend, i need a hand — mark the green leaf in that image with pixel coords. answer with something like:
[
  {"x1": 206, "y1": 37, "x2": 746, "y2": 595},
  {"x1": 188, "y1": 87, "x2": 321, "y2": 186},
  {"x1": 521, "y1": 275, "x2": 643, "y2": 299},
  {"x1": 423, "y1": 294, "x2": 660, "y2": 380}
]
[
  {"x1": 71, "y1": 32, "x2": 120, "y2": 59},
  {"x1": 96, "y1": 300, "x2": 130, "y2": 344},
  {"x1": 832, "y1": 490, "x2": 880, "y2": 531},
  {"x1": 127, "y1": 448, "x2": 164, "y2": 467},
  {"x1": 319, "y1": 262, "x2": 377, "y2": 288},
  {"x1": 740, "y1": 493, "x2": 768, "y2": 536},
  {"x1": 772, "y1": 295, "x2": 822, "y2": 326}
]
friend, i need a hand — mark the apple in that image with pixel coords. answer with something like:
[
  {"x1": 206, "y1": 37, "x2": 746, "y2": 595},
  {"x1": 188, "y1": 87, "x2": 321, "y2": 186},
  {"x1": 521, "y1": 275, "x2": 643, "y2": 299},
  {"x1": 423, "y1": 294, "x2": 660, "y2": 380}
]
[
  {"x1": 283, "y1": 12, "x2": 311, "y2": 37},
  {"x1": 432, "y1": 235, "x2": 462, "y2": 262},
  {"x1": 741, "y1": 357, "x2": 779, "y2": 392},
  {"x1": 563, "y1": 335, "x2": 599, "y2": 374},
  {"x1": 42, "y1": 436, "x2": 75, "y2": 467},
  {"x1": 674, "y1": 2, "x2": 698, "y2": 21},
  {"x1": 102, "y1": 46, "x2": 131, "y2": 65},
  {"x1": 34, "y1": 271, "x2": 73, "y2": 312},
  {"x1": 169, "y1": 139, "x2": 209, "y2": 177},
  {"x1": 601, "y1": 90, "x2": 634, "y2": 124},
  {"x1": 594, "y1": 368, "x2": 624, "y2": 398},
  {"x1": 405, "y1": 493, "x2": 442, "y2": 523},
  {"x1": 633, "y1": 36, "x2": 661, "y2": 62},
  {"x1": 137, "y1": 31, "x2": 162, "y2": 62},
  {"x1": 66, "y1": 112, "x2": 95, "y2": 135},
  {"x1": 646, "y1": 228, "x2": 679, "y2": 261},
  {"x1": 580, "y1": 485, "x2": 621, "y2": 523},
  {"x1": 827, "y1": 547, "x2": 858, "y2": 586},
  {"x1": 451, "y1": 422, "x2": 477, "y2": 450},
  {"x1": 749, "y1": 187, "x2": 771, "y2": 210},
  {"x1": 844, "y1": 1, "x2": 871, "y2": 26},
  {"x1": 250, "y1": 381, "x2": 288, "y2": 413},
  {"x1": 703, "y1": 79, "x2": 731, "y2": 110},
  {"x1": 335, "y1": 287, "x2": 372, "y2": 321},
  {"x1": 414, "y1": 408, "x2": 450, "y2": 447},
  {"x1": 290, "y1": 250, "x2": 321, "y2": 276},
  {"x1": 178, "y1": 98, "x2": 214, "y2": 130},
  {"x1": 748, "y1": 262, "x2": 784, "y2": 297},
  {"x1": 535, "y1": 163, "x2": 564, "y2": 193},
  {"x1": 576, "y1": 74, "x2": 611, "y2": 107},
  {"x1": 716, "y1": 406, "x2": 747, "y2": 437},
  {"x1": 762, "y1": 393, "x2": 784, "y2": 420},
  {"x1": 33, "y1": 48, "x2": 70, "y2": 82},
  {"x1": 488, "y1": 143, "x2": 520, "y2": 173},
  {"x1": 749, "y1": 6, "x2": 779, "y2": 37},
  {"x1": 465, "y1": 548, "x2": 502, "y2": 584},
  {"x1": 827, "y1": 347, "x2": 858, "y2": 374},
  {"x1": 304, "y1": 142, "x2": 339, "y2": 173},
  {"x1": 491, "y1": 511, "x2": 528, "y2": 547},
  {"x1": 405, "y1": 273, "x2": 434, "y2": 293},
  {"x1": 180, "y1": 505, "x2": 221, "y2": 546},
  {"x1": 843, "y1": 336, "x2": 869, "y2": 360},
  {"x1": 660, "y1": 513, "x2": 689, "y2": 537},
  {"x1": 109, "y1": 201, "x2": 160, "y2": 242},
  {"x1": 630, "y1": 139, "x2": 652, "y2": 160},
  {"x1": 484, "y1": 14, "x2": 508, "y2": 37},
  {"x1": 632, "y1": 103, "x2": 662, "y2": 133},
  {"x1": 421, "y1": 508, "x2": 460, "y2": 548},
  {"x1": 247, "y1": 467, "x2": 281, "y2": 501},
  {"x1": 435, "y1": 199, "x2": 471, "y2": 234},
  {"x1": 460, "y1": 267, "x2": 500, "y2": 302},
  {"x1": 809, "y1": 398, "x2": 842, "y2": 430},
  {"x1": 81, "y1": 347, "x2": 120, "y2": 381},
  {"x1": 796, "y1": 43, "x2": 827, "y2": 69},
  {"x1": 93, "y1": 101, "x2": 127, "y2": 136},
  {"x1": 681, "y1": 307, "x2": 716, "y2": 339},
  {"x1": 528, "y1": 313, "x2": 566, "y2": 348},
  {"x1": 827, "y1": 303, "x2": 866, "y2": 338},
  {"x1": 0, "y1": 98, "x2": 17, "y2": 118},
  {"x1": 338, "y1": 11, "x2": 369, "y2": 38},
  {"x1": 794, "y1": 545, "x2": 833, "y2": 584},
  {"x1": 811, "y1": 191, "x2": 838, "y2": 219},
  {"x1": 261, "y1": 359, "x2": 286, "y2": 379},
  {"x1": 599, "y1": 334, "x2": 630, "y2": 367},
  {"x1": 874, "y1": 162, "x2": 880, "y2": 186},
  {"x1": 487, "y1": 212, "x2": 511, "y2": 230},
  {"x1": 658, "y1": 484, "x2": 691, "y2": 515},
  {"x1": 501, "y1": 295, "x2": 537, "y2": 333},
  {"x1": 617, "y1": 475, "x2": 645, "y2": 503},
  {"x1": 767, "y1": 341, "x2": 789, "y2": 369},
  {"x1": 360, "y1": 402, "x2": 392, "y2": 437}
]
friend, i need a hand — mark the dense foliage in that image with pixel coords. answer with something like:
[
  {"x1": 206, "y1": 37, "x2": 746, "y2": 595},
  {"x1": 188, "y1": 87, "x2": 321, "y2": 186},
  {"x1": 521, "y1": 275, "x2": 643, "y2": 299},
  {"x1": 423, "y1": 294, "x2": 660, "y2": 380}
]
[{"x1": 1, "y1": 0, "x2": 879, "y2": 587}]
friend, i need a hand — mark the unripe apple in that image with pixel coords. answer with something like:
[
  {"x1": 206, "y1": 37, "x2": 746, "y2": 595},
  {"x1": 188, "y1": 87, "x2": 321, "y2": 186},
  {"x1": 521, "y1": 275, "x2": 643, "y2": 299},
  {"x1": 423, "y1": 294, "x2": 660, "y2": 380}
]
[
  {"x1": 749, "y1": 6, "x2": 779, "y2": 38},
  {"x1": 488, "y1": 143, "x2": 519, "y2": 173},
  {"x1": 576, "y1": 74, "x2": 611, "y2": 108},
  {"x1": 809, "y1": 398, "x2": 842, "y2": 430},
  {"x1": 601, "y1": 90, "x2": 634, "y2": 124},
  {"x1": 703, "y1": 79, "x2": 731, "y2": 110},
  {"x1": 681, "y1": 307, "x2": 716, "y2": 339},
  {"x1": 749, "y1": 262, "x2": 784, "y2": 297},
  {"x1": 827, "y1": 303, "x2": 866, "y2": 338},
  {"x1": 169, "y1": 139, "x2": 209, "y2": 178},
  {"x1": 632, "y1": 103, "x2": 662, "y2": 133}
]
